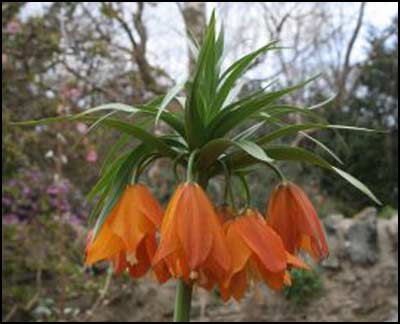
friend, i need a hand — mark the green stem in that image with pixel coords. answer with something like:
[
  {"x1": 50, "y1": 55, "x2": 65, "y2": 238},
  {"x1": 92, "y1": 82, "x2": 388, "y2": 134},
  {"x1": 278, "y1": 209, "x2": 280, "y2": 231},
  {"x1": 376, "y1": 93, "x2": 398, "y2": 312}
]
[
  {"x1": 173, "y1": 279, "x2": 193, "y2": 322},
  {"x1": 238, "y1": 173, "x2": 251, "y2": 209},
  {"x1": 265, "y1": 161, "x2": 286, "y2": 182},
  {"x1": 131, "y1": 167, "x2": 140, "y2": 185},
  {"x1": 186, "y1": 149, "x2": 199, "y2": 182}
]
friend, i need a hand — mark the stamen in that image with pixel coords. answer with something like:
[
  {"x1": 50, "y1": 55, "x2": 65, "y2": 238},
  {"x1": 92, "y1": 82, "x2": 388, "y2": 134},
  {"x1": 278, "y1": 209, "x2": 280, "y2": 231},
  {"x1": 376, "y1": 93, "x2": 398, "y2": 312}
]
[
  {"x1": 126, "y1": 253, "x2": 138, "y2": 266},
  {"x1": 198, "y1": 271, "x2": 208, "y2": 287},
  {"x1": 189, "y1": 271, "x2": 199, "y2": 281}
]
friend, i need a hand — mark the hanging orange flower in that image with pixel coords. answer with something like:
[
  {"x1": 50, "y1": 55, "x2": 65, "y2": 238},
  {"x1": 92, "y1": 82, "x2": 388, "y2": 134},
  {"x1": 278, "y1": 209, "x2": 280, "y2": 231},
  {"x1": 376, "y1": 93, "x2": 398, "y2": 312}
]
[
  {"x1": 152, "y1": 182, "x2": 231, "y2": 290},
  {"x1": 85, "y1": 184, "x2": 170, "y2": 283},
  {"x1": 267, "y1": 182, "x2": 329, "y2": 261},
  {"x1": 220, "y1": 209, "x2": 309, "y2": 301}
]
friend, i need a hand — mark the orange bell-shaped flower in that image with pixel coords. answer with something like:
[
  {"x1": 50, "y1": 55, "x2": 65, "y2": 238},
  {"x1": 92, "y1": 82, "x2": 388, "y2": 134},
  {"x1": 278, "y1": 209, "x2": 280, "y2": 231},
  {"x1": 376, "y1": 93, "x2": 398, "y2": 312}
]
[
  {"x1": 152, "y1": 182, "x2": 231, "y2": 290},
  {"x1": 267, "y1": 182, "x2": 329, "y2": 261},
  {"x1": 220, "y1": 209, "x2": 309, "y2": 301},
  {"x1": 85, "y1": 184, "x2": 170, "y2": 283}
]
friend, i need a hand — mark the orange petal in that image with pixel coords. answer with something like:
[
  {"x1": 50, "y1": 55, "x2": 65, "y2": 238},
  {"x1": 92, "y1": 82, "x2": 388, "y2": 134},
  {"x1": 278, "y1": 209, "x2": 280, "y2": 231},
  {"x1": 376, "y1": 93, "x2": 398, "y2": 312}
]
[
  {"x1": 108, "y1": 185, "x2": 155, "y2": 252},
  {"x1": 163, "y1": 250, "x2": 190, "y2": 281},
  {"x1": 85, "y1": 222, "x2": 124, "y2": 265},
  {"x1": 230, "y1": 270, "x2": 248, "y2": 301},
  {"x1": 197, "y1": 269, "x2": 217, "y2": 291},
  {"x1": 284, "y1": 271, "x2": 292, "y2": 286},
  {"x1": 225, "y1": 222, "x2": 251, "y2": 277},
  {"x1": 267, "y1": 185, "x2": 299, "y2": 254},
  {"x1": 153, "y1": 185, "x2": 185, "y2": 264},
  {"x1": 135, "y1": 184, "x2": 164, "y2": 227},
  {"x1": 204, "y1": 204, "x2": 232, "y2": 280},
  {"x1": 153, "y1": 259, "x2": 171, "y2": 284},
  {"x1": 255, "y1": 260, "x2": 285, "y2": 291},
  {"x1": 236, "y1": 211, "x2": 286, "y2": 273},
  {"x1": 177, "y1": 183, "x2": 213, "y2": 269},
  {"x1": 288, "y1": 183, "x2": 329, "y2": 260},
  {"x1": 112, "y1": 251, "x2": 128, "y2": 274},
  {"x1": 128, "y1": 236, "x2": 151, "y2": 278},
  {"x1": 285, "y1": 251, "x2": 310, "y2": 270},
  {"x1": 219, "y1": 281, "x2": 231, "y2": 303}
]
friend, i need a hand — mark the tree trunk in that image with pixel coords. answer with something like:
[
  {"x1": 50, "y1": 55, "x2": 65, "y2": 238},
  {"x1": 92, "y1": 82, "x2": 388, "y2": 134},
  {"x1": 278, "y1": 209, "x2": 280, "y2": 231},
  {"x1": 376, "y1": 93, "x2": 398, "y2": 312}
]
[{"x1": 181, "y1": 2, "x2": 206, "y2": 75}]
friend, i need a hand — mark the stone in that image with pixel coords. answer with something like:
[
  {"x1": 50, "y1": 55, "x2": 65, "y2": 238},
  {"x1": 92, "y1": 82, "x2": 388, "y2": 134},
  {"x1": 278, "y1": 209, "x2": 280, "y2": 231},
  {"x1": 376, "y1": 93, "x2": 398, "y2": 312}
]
[
  {"x1": 321, "y1": 255, "x2": 340, "y2": 270},
  {"x1": 323, "y1": 214, "x2": 345, "y2": 235},
  {"x1": 386, "y1": 215, "x2": 398, "y2": 250},
  {"x1": 344, "y1": 207, "x2": 379, "y2": 265}
]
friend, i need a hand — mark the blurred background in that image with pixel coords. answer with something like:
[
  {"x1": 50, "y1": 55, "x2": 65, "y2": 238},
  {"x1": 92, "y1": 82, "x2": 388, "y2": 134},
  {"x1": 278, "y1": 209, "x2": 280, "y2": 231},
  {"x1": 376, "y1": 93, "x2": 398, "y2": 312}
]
[{"x1": 2, "y1": 2, "x2": 398, "y2": 322}]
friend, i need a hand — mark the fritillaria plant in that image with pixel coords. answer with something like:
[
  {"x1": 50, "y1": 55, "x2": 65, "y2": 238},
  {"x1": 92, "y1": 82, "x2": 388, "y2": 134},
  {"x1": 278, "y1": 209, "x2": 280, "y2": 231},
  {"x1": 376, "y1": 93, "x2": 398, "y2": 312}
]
[{"x1": 17, "y1": 12, "x2": 381, "y2": 322}]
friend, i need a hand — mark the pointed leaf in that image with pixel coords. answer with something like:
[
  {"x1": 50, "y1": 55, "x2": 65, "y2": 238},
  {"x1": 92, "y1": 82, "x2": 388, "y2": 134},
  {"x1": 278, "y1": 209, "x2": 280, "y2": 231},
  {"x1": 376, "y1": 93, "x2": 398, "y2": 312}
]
[
  {"x1": 331, "y1": 167, "x2": 382, "y2": 205},
  {"x1": 155, "y1": 81, "x2": 185, "y2": 125},
  {"x1": 235, "y1": 140, "x2": 274, "y2": 163}
]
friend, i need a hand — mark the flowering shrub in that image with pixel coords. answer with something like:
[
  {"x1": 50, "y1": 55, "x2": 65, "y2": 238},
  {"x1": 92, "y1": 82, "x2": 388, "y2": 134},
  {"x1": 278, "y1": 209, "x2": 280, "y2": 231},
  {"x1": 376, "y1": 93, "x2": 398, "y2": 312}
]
[{"x1": 2, "y1": 168, "x2": 87, "y2": 226}]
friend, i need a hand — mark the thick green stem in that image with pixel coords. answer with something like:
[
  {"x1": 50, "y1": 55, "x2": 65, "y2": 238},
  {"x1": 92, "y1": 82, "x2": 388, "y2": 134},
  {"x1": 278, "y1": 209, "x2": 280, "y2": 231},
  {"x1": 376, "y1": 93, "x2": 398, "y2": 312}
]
[{"x1": 173, "y1": 279, "x2": 193, "y2": 322}]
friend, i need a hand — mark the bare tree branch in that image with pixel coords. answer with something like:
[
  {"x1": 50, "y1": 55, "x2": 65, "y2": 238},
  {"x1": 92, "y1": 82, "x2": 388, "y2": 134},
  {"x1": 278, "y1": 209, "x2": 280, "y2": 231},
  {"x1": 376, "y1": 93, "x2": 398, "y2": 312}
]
[{"x1": 336, "y1": 2, "x2": 366, "y2": 108}]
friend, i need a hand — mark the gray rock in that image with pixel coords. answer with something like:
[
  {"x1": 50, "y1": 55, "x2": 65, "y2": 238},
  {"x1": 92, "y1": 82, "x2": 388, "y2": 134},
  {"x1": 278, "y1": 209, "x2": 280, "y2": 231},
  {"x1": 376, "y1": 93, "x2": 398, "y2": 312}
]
[
  {"x1": 344, "y1": 207, "x2": 379, "y2": 265},
  {"x1": 323, "y1": 214, "x2": 345, "y2": 235},
  {"x1": 353, "y1": 207, "x2": 378, "y2": 220},
  {"x1": 321, "y1": 255, "x2": 340, "y2": 270},
  {"x1": 385, "y1": 310, "x2": 398, "y2": 322},
  {"x1": 387, "y1": 215, "x2": 398, "y2": 250}
]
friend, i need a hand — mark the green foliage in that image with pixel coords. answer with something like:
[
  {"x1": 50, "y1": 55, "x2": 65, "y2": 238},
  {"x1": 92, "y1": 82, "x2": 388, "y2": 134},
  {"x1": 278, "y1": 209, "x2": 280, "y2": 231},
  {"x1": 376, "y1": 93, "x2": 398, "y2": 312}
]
[
  {"x1": 2, "y1": 218, "x2": 133, "y2": 321},
  {"x1": 284, "y1": 268, "x2": 322, "y2": 307},
  {"x1": 320, "y1": 17, "x2": 398, "y2": 209},
  {"x1": 378, "y1": 205, "x2": 397, "y2": 219}
]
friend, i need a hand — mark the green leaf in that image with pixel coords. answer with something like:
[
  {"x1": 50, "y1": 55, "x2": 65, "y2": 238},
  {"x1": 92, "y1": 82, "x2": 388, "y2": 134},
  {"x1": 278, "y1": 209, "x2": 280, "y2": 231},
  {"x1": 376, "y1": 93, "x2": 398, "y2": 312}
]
[
  {"x1": 308, "y1": 95, "x2": 337, "y2": 110},
  {"x1": 213, "y1": 41, "x2": 279, "y2": 110},
  {"x1": 232, "y1": 121, "x2": 264, "y2": 141},
  {"x1": 258, "y1": 123, "x2": 378, "y2": 145},
  {"x1": 300, "y1": 132, "x2": 343, "y2": 165},
  {"x1": 331, "y1": 167, "x2": 382, "y2": 205},
  {"x1": 259, "y1": 105, "x2": 324, "y2": 122},
  {"x1": 226, "y1": 145, "x2": 380, "y2": 205},
  {"x1": 87, "y1": 117, "x2": 175, "y2": 157},
  {"x1": 197, "y1": 138, "x2": 273, "y2": 170},
  {"x1": 100, "y1": 134, "x2": 132, "y2": 174},
  {"x1": 219, "y1": 41, "x2": 278, "y2": 81},
  {"x1": 197, "y1": 138, "x2": 232, "y2": 170},
  {"x1": 185, "y1": 81, "x2": 207, "y2": 148},
  {"x1": 235, "y1": 140, "x2": 274, "y2": 163},
  {"x1": 185, "y1": 11, "x2": 225, "y2": 147},
  {"x1": 265, "y1": 146, "x2": 332, "y2": 168},
  {"x1": 209, "y1": 75, "x2": 320, "y2": 138},
  {"x1": 11, "y1": 115, "x2": 73, "y2": 126},
  {"x1": 142, "y1": 107, "x2": 185, "y2": 137},
  {"x1": 155, "y1": 81, "x2": 185, "y2": 125},
  {"x1": 74, "y1": 103, "x2": 139, "y2": 117},
  {"x1": 86, "y1": 151, "x2": 131, "y2": 202},
  {"x1": 14, "y1": 114, "x2": 177, "y2": 157}
]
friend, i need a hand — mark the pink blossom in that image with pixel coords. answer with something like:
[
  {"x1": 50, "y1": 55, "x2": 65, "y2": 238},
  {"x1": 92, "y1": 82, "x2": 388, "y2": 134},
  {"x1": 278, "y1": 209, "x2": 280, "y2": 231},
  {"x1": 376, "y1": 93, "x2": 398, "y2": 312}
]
[
  {"x1": 6, "y1": 21, "x2": 21, "y2": 34},
  {"x1": 86, "y1": 147, "x2": 98, "y2": 163},
  {"x1": 76, "y1": 122, "x2": 88, "y2": 134},
  {"x1": 68, "y1": 87, "x2": 81, "y2": 100},
  {"x1": 62, "y1": 86, "x2": 81, "y2": 100}
]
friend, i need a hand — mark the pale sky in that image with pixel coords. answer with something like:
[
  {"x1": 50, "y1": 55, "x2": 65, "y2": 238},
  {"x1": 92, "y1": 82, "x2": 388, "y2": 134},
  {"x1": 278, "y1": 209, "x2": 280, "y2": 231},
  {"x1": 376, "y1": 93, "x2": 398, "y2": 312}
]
[{"x1": 20, "y1": 2, "x2": 398, "y2": 82}]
